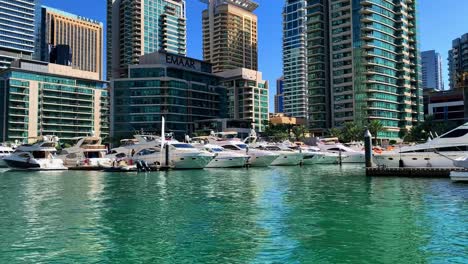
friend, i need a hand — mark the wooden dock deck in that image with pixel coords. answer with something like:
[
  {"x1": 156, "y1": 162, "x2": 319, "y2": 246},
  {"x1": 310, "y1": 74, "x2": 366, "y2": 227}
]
[{"x1": 366, "y1": 167, "x2": 468, "y2": 178}]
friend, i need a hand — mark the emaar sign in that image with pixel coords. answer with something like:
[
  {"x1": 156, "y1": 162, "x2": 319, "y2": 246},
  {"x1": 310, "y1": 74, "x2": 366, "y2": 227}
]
[{"x1": 165, "y1": 54, "x2": 196, "y2": 69}]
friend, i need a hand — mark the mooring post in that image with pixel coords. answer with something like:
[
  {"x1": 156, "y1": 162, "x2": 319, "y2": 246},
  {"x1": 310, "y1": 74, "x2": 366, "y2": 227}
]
[
  {"x1": 364, "y1": 128, "x2": 373, "y2": 168},
  {"x1": 165, "y1": 144, "x2": 170, "y2": 167}
]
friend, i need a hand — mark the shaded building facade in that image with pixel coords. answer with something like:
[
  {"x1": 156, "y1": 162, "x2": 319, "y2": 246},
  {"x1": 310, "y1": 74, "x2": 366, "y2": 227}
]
[
  {"x1": 111, "y1": 52, "x2": 227, "y2": 139},
  {"x1": 421, "y1": 50, "x2": 443, "y2": 90}
]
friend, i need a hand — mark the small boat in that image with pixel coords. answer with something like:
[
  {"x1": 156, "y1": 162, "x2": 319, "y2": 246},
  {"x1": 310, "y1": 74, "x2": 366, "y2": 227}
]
[
  {"x1": 0, "y1": 144, "x2": 14, "y2": 168},
  {"x1": 3, "y1": 136, "x2": 67, "y2": 170},
  {"x1": 198, "y1": 144, "x2": 249, "y2": 168},
  {"x1": 58, "y1": 136, "x2": 112, "y2": 170}
]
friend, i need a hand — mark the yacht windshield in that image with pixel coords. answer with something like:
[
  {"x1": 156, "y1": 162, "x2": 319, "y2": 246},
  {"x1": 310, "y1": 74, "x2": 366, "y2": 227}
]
[
  {"x1": 236, "y1": 144, "x2": 247, "y2": 149},
  {"x1": 209, "y1": 148, "x2": 224, "y2": 153},
  {"x1": 171, "y1": 144, "x2": 195, "y2": 149}
]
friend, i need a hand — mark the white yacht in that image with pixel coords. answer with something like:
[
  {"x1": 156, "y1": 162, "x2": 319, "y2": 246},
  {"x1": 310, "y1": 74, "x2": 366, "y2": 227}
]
[
  {"x1": 4, "y1": 136, "x2": 67, "y2": 170},
  {"x1": 374, "y1": 123, "x2": 468, "y2": 168},
  {"x1": 132, "y1": 141, "x2": 215, "y2": 169},
  {"x1": 0, "y1": 145, "x2": 14, "y2": 168},
  {"x1": 318, "y1": 142, "x2": 365, "y2": 163},
  {"x1": 107, "y1": 135, "x2": 160, "y2": 160},
  {"x1": 197, "y1": 144, "x2": 249, "y2": 168},
  {"x1": 58, "y1": 136, "x2": 111, "y2": 169},
  {"x1": 255, "y1": 145, "x2": 303, "y2": 166},
  {"x1": 300, "y1": 146, "x2": 340, "y2": 165},
  {"x1": 214, "y1": 141, "x2": 279, "y2": 167}
]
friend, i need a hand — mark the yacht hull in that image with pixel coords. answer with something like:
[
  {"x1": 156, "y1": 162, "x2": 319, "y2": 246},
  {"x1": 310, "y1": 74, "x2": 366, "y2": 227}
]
[
  {"x1": 206, "y1": 156, "x2": 247, "y2": 168},
  {"x1": 271, "y1": 153, "x2": 303, "y2": 166},
  {"x1": 374, "y1": 152, "x2": 466, "y2": 168},
  {"x1": 248, "y1": 154, "x2": 278, "y2": 167},
  {"x1": 0, "y1": 158, "x2": 7, "y2": 168},
  {"x1": 302, "y1": 154, "x2": 339, "y2": 165},
  {"x1": 4, "y1": 157, "x2": 66, "y2": 170}
]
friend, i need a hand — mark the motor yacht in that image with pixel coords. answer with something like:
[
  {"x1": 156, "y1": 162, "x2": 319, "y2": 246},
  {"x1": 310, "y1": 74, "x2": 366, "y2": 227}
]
[
  {"x1": 197, "y1": 144, "x2": 249, "y2": 168},
  {"x1": 58, "y1": 136, "x2": 112, "y2": 169},
  {"x1": 3, "y1": 136, "x2": 67, "y2": 170},
  {"x1": 106, "y1": 135, "x2": 160, "y2": 160},
  {"x1": 255, "y1": 145, "x2": 303, "y2": 166},
  {"x1": 300, "y1": 146, "x2": 340, "y2": 165},
  {"x1": 214, "y1": 141, "x2": 278, "y2": 167},
  {"x1": 318, "y1": 142, "x2": 365, "y2": 163},
  {"x1": 132, "y1": 141, "x2": 215, "y2": 169},
  {"x1": 374, "y1": 123, "x2": 468, "y2": 168},
  {"x1": 0, "y1": 144, "x2": 14, "y2": 168}
]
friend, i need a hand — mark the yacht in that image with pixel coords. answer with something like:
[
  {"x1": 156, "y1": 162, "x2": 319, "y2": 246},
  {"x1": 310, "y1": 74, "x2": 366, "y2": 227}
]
[
  {"x1": 215, "y1": 141, "x2": 279, "y2": 167},
  {"x1": 374, "y1": 123, "x2": 468, "y2": 168},
  {"x1": 58, "y1": 136, "x2": 112, "y2": 169},
  {"x1": 197, "y1": 144, "x2": 249, "y2": 168},
  {"x1": 133, "y1": 142, "x2": 214, "y2": 169},
  {"x1": 0, "y1": 145, "x2": 14, "y2": 168},
  {"x1": 107, "y1": 135, "x2": 160, "y2": 160},
  {"x1": 300, "y1": 146, "x2": 340, "y2": 165},
  {"x1": 318, "y1": 142, "x2": 365, "y2": 163},
  {"x1": 255, "y1": 145, "x2": 303, "y2": 166},
  {"x1": 3, "y1": 136, "x2": 67, "y2": 170}
]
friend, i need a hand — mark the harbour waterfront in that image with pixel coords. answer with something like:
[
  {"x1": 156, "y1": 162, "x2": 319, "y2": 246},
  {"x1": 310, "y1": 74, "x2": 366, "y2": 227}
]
[{"x1": 0, "y1": 166, "x2": 467, "y2": 263}]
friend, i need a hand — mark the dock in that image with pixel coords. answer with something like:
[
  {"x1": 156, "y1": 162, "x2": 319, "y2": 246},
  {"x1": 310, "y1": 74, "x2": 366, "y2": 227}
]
[{"x1": 366, "y1": 167, "x2": 468, "y2": 178}]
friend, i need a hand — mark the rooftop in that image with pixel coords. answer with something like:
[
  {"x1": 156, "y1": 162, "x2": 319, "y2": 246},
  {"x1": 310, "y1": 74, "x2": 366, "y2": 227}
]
[{"x1": 200, "y1": 0, "x2": 259, "y2": 12}]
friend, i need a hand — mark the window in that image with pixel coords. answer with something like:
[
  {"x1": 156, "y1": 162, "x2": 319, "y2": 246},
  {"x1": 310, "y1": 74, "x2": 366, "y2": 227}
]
[{"x1": 440, "y1": 129, "x2": 468, "y2": 138}]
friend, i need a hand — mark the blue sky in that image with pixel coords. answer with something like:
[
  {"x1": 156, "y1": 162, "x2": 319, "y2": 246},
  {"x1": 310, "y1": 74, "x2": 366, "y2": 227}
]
[{"x1": 42, "y1": 0, "x2": 468, "y2": 103}]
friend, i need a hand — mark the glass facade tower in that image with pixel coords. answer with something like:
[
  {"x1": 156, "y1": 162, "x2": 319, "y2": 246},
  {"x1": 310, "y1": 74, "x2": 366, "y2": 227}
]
[
  {"x1": 0, "y1": 0, "x2": 38, "y2": 69},
  {"x1": 293, "y1": 0, "x2": 422, "y2": 139},
  {"x1": 107, "y1": 0, "x2": 186, "y2": 79},
  {"x1": 282, "y1": 0, "x2": 308, "y2": 118}
]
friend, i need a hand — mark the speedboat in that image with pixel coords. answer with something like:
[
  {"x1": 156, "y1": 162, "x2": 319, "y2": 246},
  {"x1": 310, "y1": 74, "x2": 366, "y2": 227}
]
[
  {"x1": 132, "y1": 142, "x2": 214, "y2": 169},
  {"x1": 3, "y1": 136, "x2": 67, "y2": 170},
  {"x1": 58, "y1": 136, "x2": 112, "y2": 169},
  {"x1": 318, "y1": 142, "x2": 365, "y2": 163},
  {"x1": 255, "y1": 145, "x2": 303, "y2": 166},
  {"x1": 0, "y1": 144, "x2": 14, "y2": 168},
  {"x1": 374, "y1": 123, "x2": 468, "y2": 168},
  {"x1": 197, "y1": 144, "x2": 249, "y2": 168},
  {"x1": 300, "y1": 146, "x2": 340, "y2": 165}
]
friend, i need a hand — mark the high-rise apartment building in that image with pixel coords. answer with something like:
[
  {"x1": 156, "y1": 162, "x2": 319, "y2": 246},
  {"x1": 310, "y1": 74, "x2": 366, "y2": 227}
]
[
  {"x1": 0, "y1": 59, "x2": 108, "y2": 143},
  {"x1": 421, "y1": 50, "x2": 443, "y2": 90},
  {"x1": 217, "y1": 68, "x2": 269, "y2": 132},
  {"x1": 107, "y1": 0, "x2": 187, "y2": 79},
  {"x1": 282, "y1": 0, "x2": 308, "y2": 118},
  {"x1": 286, "y1": 0, "x2": 422, "y2": 139},
  {"x1": 0, "y1": 0, "x2": 38, "y2": 69},
  {"x1": 275, "y1": 77, "x2": 284, "y2": 113},
  {"x1": 201, "y1": 0, "x2": 258, "y2": 73},
  {"x1": 38, "y1": 6, "x2": 104, "y2": 79},
  {"x1": 448, "y1": 33, "x2": 468, "y2": 90}
]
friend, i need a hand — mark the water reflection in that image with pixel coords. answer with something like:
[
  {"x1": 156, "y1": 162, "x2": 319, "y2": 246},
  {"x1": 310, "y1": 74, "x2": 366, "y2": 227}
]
[{"x1": 0, "y1": 167, "x2": 466, "y2": 263}]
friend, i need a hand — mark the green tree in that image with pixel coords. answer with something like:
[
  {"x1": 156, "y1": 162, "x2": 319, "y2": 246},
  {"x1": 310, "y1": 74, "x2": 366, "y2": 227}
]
[
  {"x1": 292, "y1": 125, "x2": 307, "y2": 141},
  {"x1": 341, "y1": 122, "x2": 364, "y2": 142},
  {"x1": 328, "y1": 127, "x2": 342, "y2": 139},
  {"x1": 368, "y1": 120, "x2": 385, "y2": 144}
]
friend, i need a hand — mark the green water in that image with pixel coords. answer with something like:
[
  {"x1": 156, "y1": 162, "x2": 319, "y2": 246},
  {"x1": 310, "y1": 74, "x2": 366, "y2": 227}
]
[{"x1": 0, "y1": 166, "x2": 467, "y2": 263}]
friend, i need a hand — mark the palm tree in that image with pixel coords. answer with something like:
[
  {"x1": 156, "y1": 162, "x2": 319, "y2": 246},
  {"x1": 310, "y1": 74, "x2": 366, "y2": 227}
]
[
  {"x1": 292, "y1": 125, "x2": 307, "y2": 141},
  {"x1": 368, "y1": 120, "x2": 385, "y2": 145}
]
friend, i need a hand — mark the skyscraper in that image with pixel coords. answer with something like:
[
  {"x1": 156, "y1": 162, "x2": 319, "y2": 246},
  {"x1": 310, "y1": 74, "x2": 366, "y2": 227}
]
[
  {"x1": 282, "y1": 0, "x2": 308, "y2": 118},
  {"x1": 107, "y1": 0, "x2": 187, "y2": 79},
  {"x1": 275, "y1": 77, "x2": 284, "y2": 113},
  {"x1": 286, "y1": 0, "x2": 422, "y2": 139},
  {"x1": 201, "y1": 0, "x2": 258, "y2": 73},
  {"x1": 38, "y1": 6, "x2": 104, "y2": 79},
  {"x1": 448, "y1": 33, "x2": 468, "y2": 90},
  {"x1": 421, "y1": 50, "x2": 443, "y2": 90},
  {"x1": 0, "y1": 0, "x2": 38, "y2": 69}
]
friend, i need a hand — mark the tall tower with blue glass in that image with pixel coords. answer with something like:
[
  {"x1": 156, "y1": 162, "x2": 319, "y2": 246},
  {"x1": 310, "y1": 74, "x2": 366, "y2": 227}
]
[
  {"x1": 0, "y1": 0, "x2": 38, "y2": 69},
  {"x1": 107, "y1": 0, "x2": 186, "y2": 79},
  {"x1": 299, "y1": 0, "x2": 422, "y2": 139},
  {"x1": 282, "y1": 0, "x2": 308, "y2": 119}
]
